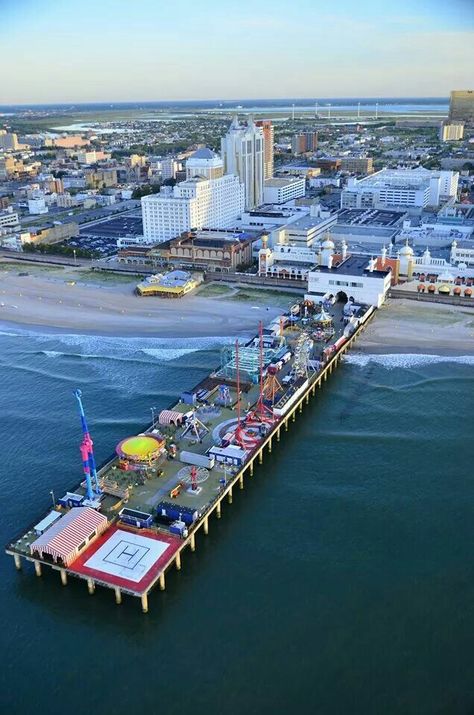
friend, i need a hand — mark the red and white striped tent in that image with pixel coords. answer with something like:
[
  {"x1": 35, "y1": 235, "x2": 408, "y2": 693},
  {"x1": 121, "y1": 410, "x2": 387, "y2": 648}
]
[
  {"x1": 30, "y1": 507, "x2": 108, "y2": 567},
  {"x1": 158, "y1": 410, "x2": 184, "y2": 426}
]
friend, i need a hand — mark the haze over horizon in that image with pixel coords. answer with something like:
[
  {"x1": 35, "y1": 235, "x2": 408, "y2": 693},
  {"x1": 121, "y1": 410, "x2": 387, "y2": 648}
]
[{"x1": 1, "y1": 0, "x2": 473, "y2": 104}]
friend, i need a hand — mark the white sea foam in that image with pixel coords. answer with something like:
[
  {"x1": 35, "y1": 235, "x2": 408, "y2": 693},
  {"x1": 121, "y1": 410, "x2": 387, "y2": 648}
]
[{"x1": 344, "y1": 353, "x2": 474, "y2": 369}]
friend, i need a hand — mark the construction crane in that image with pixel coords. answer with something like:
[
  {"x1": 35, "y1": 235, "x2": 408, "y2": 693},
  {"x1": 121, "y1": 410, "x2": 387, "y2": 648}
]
[{"x1": 74, "y1": 389, "x2": 101, "y2": 502}]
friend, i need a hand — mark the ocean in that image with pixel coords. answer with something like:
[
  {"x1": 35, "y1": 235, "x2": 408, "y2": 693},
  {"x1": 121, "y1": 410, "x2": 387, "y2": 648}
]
[{"x1": 1, "y1": 328, "x2": 473, "y2": 715}]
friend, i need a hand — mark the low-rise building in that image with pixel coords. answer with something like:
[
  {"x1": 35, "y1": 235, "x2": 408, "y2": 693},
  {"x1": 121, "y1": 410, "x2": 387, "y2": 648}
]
[
  {"x1": 339, "y1": 156, "x2": 374, "y2": 174},
  {"x1": 306, "y1": 238, "x2": 392, "y2": 308},
  {"x1": 439, "y1": 121, "x2": 464, "y2": 142},
  {"x1": 450, "y1": 239, "x2": 474, "y2": 266},
  {"x1": 86, "y1": 168, "x2": 118, "y2": 189},
  {"x1": 0, "y1": 208, "x2": 20, "y2": 230},
  {"x1": 341, "y1": 168, "x2": 459, "y2": 210},
  {"x1": 263, "y1": 177, "x2": 306, "y2": 205},
  {"x1": 148, "y1": 229, "x2": 254, "y2": 272}
]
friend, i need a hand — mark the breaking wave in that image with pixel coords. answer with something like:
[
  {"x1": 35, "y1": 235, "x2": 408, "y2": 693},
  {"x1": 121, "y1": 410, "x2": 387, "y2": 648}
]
[{"x1": 344, "y1": 353, "x2": 474, "y2": 369}]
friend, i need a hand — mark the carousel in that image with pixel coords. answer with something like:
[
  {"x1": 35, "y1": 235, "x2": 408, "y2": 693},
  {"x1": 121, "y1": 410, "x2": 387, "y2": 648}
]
[
  {"x1": 312, "y1": 305, "x2": 335, "y2": 341},
  {"x1": 116, "y1": 433, "x2": 165, "y2": 470}
]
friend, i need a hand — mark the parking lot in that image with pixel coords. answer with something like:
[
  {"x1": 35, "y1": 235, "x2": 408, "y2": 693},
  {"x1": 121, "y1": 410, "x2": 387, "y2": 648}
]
[{"x1": 73, "y1": 215, "x2": 144, "y2": 255}]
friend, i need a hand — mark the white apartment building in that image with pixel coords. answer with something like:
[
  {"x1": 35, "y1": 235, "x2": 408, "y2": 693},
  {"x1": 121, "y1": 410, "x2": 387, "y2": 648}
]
[
  {"x1": 28, "y1": 197, "x2": 48, "y2": 215},
  {"x1": 439, "y1": 122, "x2": 464, "y2": 142},
  {"x1": 142, "y1": 153, "x2": 244, "y2": 243},
  {"x1": 161, "y1": 157, "x2": 181, "y2": 181},
  {"x1": 263, "y1": 177, "x2": 306, "y2": 205},
  {"x1": 0, "y1": 208, "x2": 20, "y2": 230},
  {"x1": 270, "y1": 205, "x2": 337, "y2": 248},
  {"x1": 221, "y1": 116, "x2": 264, "y2": 210},
  {"x1": 341, "y1": 168, "x2": 459, "y2": 210}
]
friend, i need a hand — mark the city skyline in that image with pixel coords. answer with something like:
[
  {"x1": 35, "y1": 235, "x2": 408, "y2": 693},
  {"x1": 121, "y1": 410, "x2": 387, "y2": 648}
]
[{"x1": 1, "y1": 0, "x2": 473, "y2": 104}]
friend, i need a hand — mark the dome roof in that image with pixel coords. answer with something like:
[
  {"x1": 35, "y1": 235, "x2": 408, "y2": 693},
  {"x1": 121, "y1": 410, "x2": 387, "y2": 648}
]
[
  {"x1": 188, "y1": 147, "x2": 219, "y2": 160},
  {"x1": 321, "y1": 237, "x2": 335, "y2": 250},
  {"x1": 399, "y1": 243, "x2": 414, "y2": 256},
  {"x1": 438, "y1": 284, "x2": 451, "y2": 293}
]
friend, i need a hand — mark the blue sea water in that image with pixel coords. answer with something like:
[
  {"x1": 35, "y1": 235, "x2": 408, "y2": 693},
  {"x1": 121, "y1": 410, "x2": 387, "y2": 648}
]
[{"x1": 0, "y1": 328, "x2": 473, "y2": 715}]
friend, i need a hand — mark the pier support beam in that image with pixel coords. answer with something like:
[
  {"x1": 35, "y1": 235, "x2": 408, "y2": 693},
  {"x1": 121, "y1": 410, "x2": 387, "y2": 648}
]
[
  {"x1": 34, "y1": 561, "x2": 42, "y2": 577},
  {"x1": 141, "y1": 593, "x2": 148, "y2": 613},
  {"x1": 228, "y1": 487, "x2": 233, "y2": 503},
  {"x1": 285, "y1": 419, "x2": 289, "y2": 431},
  {"x1": 292, "y1": 411, "x2": 296, "y2": 422},
  {"x1": 216, "y1": 501, "x2": 222, "y2": 519},
  {"x1": 159, "y1": 573, "x2": 166, "y2": 591},
  {"x1": 13, "y1": 554, "x2": 21, "y2": 571},
  {"x1": 239, "y1": 474, "x2": 244, "y2": 490},
  {"x1": 115, "y1": 587, "x2": 122, "y2": 604},
  {"x1": 190, "y1": 533, "x2": 196, "y2": 552},
  {"x1": 299, "y1": 402, "x2": 303, "y2": 413},
  {"x1": 258, "y1": 450, "x2": 263, "y2": 464},
  {"x1": 87, "y1": 578, "x2": 95, "y2": 595},
  {"x1": 60, "y1": 569, "x2": 67, "y2": 586},
  {"x1": 276, "y1": 427, "x2": 281, "y2": 442},
  {"x1": 268, "y1": 437, "x2": 272, "y2": 453},
  {"x1": 306, "y1": 393, "x2": 310, "y2": 404},
  {"x1": 175, "y1": 552, "x2": 182, "y2": 570},
  {"x1": 249, "y1": 461, "x2": 254, "y2": 476},
  {"x1": 203, "y1": 517, "x2": 209, "y2": 535}
]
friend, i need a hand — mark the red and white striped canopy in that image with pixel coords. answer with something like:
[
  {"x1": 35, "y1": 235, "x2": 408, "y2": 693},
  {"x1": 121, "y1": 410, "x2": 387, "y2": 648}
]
[
  {"x1": 158, "y1": 410, "x2": 183, "y2": 426},
  {"x1": 30, "y1": 507, "x2": 108, "y2": 566}
]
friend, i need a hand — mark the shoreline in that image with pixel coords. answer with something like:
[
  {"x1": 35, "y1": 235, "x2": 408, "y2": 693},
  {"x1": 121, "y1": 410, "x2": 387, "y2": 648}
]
[{"x1": 0, "y1": 264, "x2": 473, "y2": 354}]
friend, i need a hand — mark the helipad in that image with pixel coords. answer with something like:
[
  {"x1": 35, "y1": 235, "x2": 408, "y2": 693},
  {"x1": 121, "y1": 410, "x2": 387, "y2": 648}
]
[{"x1": 70, "y1": 525, "x2": 181, "y2": 593}]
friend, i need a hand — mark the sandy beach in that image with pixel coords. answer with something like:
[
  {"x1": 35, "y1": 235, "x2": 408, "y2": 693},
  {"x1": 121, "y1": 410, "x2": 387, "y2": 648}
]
[
  {"x1": 1, "y1": 262, "x2": 473, "y2": 353},
  {"x1": 0, "y1": 263, "x2": 287, "y2": 337},
  {"x1": 354, "y1": 299, "x2": 474, "y2": 356}
]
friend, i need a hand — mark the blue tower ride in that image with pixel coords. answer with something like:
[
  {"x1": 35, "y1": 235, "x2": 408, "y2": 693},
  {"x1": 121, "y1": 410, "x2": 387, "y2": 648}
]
[{"x1": 74, "y1": 389, "x2": 101, "y2": 501}]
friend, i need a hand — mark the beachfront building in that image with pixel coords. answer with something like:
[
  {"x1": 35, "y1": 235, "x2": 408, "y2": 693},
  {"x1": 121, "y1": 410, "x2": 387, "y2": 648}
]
[
  {"x1": 305, "y1": 237, "x2": 392, "y2": 308},
  {"x1": 221, "y1": 116, "x2": 264, "y2": 210},
  {"x1": 340, "y1": 168, "x2": 459, "y2": 210},
  {"x1": 141, "y1": 150, "x2": 244, "y2": 243}
]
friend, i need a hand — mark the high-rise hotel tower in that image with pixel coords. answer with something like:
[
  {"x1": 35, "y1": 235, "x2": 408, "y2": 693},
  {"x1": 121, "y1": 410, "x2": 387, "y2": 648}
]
[{"x1": 221, "y1": 116, "x2": 264, "y2": 209}]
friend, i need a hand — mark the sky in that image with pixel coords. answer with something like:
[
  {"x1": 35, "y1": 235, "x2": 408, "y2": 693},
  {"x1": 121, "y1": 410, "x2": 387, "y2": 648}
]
[{"x1": 0, "y1": 0, "x2": 473, "y2": 104}]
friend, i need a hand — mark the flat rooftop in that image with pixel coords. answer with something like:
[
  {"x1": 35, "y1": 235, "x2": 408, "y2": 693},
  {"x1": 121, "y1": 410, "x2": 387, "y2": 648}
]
[
  {"x1": 312, "y1": 253, "x2": 391, "y2": 277},
  {"x1": 337, "y1": 208, "x2": 405, "y2": 227},
  {"x1": 286, "y1": 214, "x2": 336, "y2": 231},
  {"x1": 264, "y1": 177, "x2": 305, "y2": 187}
]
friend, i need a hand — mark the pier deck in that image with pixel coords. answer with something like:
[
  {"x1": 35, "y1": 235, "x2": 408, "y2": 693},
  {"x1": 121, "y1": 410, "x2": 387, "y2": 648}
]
[{"x1": 6, "y1": 301, "x2": 376, "y2": 611}]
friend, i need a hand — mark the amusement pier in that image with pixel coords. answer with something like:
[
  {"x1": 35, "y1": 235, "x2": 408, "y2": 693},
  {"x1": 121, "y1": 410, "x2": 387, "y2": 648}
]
[{"x1": 7, "y1": 297, "x2": 375, "y2": 612}]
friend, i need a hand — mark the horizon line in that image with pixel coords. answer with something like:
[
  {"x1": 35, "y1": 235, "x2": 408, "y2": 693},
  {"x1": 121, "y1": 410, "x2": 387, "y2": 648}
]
[{"x1": 0, "y1": 95, "x2": 452, "y2": 109}]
